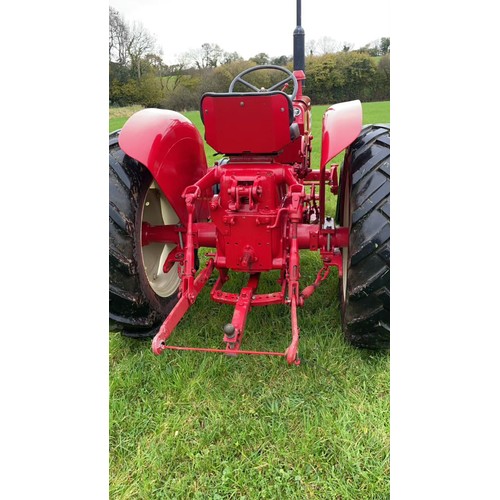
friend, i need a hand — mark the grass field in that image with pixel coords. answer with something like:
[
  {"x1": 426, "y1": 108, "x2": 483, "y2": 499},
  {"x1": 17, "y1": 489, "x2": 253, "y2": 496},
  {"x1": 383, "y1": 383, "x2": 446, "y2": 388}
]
[{"x1": 109, "y1": 101, "x2": 390, "y2": 498}]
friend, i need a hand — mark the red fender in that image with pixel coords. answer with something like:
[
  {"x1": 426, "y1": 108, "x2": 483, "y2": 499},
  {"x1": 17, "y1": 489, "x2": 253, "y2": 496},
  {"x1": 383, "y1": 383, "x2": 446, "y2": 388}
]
[
  {"x1": 118, "y1": 108, "x2": 208, "y2": 224},
  {"x1": 321, "y1": 100, "x2": 362, "y2": 169}
]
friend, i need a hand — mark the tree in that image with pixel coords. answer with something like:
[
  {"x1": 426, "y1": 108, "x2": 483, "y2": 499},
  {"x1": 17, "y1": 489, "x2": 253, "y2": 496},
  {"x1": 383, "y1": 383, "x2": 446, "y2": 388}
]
[
  {"x1": 251, "y1": 52, "x2": 270, "y2": 65},
  {"x1": 270, "y1": 55, "x2": 290, "y2": 66},
  {"x1": 305, "y1": 51, "x2": 378, "y2": 103},
  {"x1": 378, "y1": 54, "x2": 390, "y2": 79},
  {"x1": 109, "y1": 6, "x2": 132, "y2": 104},
  {"x1": 137, "y1": 75, "x2": 163, "y2": 107},
  {"x1": 183, "y1": 43, "x2": 225, "y2": 70},
  {"x1": 144, "y1": 53, "x2": 166, "y2": 75},
  {"x1": 201, "y1": 43, "x2": 224, "y2": 68},
  {"x1": 306, "y1": 39, "x2": 317, "y2": 56},
  {"x1": 222, "y1": 51, "x2": 243, "y2": 65},
  {"x1": 127, "y1": 22, "x2": 157, "y2": 79},
  {"x1": 380, "y1": 37, "x2": 390, "y2": 55},
  {"x1": 109, "y1": 6, "x2": 129, "y2": 64},
  {"x1": 358, "y1": 40, "x2": 380, "y2": 57},
  {"x1": 317, "y1": 36, "x2": 341, "y2": 54},
  {"x1": 163, "y1": 62, "x2": 188, "y2": 92},
  {"x1": 142, "y1": 52, "x2": 167, "y2": 91},
  {"x1": 109, "y1": 9, "x2": 166, "y2": 105},
  {"x1": 200, "y1": 60, "x2": 256, "y2": 95}
]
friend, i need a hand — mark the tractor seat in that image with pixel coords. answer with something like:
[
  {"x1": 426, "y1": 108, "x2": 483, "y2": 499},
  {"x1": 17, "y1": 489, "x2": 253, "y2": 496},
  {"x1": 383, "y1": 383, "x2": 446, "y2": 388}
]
[{"x1": 200, "y1": 91, "x2": 299, "y2": 155}]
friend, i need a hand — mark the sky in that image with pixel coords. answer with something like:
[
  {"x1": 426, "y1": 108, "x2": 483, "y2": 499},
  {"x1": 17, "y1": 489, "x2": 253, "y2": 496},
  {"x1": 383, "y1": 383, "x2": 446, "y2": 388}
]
[{"x1": 111, "y1": 0, "x2": 390, "y2": 65}]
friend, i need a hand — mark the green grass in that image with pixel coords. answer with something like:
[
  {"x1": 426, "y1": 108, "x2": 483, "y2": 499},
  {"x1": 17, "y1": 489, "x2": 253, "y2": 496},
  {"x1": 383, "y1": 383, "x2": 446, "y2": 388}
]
[
  {"x1": 109, "y1": 116, "x2": 128, "y2": 132},
  {"x1": 109, "y1": 100, "x2": 390, "y2": 498},
  {"x1": 109, "y1": 105, "x2": 144, "y2": 133}
]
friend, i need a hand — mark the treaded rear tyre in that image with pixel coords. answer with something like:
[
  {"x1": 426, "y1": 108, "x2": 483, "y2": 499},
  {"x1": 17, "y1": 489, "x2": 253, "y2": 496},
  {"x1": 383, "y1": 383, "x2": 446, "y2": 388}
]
[
  {"x1": 109, "y1": 133, "x2": 180, "y2": 339},
  {"x1": 336, "y1": 125, "x2": 390, "y2": 349}
]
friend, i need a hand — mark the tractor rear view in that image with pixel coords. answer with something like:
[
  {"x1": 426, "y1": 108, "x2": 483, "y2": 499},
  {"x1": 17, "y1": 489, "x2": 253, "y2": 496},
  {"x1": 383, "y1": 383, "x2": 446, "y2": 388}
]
[{"x1": 109, "y1": 1, "x2": 390, "y2": 364}]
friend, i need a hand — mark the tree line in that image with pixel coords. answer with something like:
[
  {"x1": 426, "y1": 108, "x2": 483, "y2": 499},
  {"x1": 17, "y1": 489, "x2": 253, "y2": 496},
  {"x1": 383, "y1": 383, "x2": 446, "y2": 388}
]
[{"x1": 109, "y1": 6, "x2": 390, "y2": 110}]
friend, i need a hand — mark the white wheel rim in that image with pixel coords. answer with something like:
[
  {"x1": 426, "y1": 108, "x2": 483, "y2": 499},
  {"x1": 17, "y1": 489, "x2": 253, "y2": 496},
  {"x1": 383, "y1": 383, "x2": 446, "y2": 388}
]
[{"x1": 140, "y1": 181, "x2": 181, "y2": 297}]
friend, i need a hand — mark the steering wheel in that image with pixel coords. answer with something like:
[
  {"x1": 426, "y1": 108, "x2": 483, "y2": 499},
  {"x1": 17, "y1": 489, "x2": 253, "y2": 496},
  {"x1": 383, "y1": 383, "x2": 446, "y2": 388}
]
[{"x1": 228, "y1": 65, "x2": 298, "y2": 100}]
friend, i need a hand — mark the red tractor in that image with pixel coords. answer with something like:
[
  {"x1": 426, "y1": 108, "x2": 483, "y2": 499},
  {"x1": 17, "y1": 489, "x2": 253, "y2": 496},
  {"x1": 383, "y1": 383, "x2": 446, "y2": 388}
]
[{"x1": 109, "y1": 2, "x2": 390, "y2": 364}]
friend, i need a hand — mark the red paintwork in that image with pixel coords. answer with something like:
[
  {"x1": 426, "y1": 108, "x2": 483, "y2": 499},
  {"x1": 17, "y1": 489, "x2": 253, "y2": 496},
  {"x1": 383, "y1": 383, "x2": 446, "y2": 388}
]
[
  {"x1": 118, "y1": 108, "x2": 208, "y2": 224},
  {"x1": 201, "y1": 93, "x2": 292, "y2": 154},
  {"x1": 276, "y1": 96, "x2": 311, "y2": 166},
  {"x1": 120, "y1": 73, "x2": 363, "y2": 364},
  {"x1": 161, "y1": 345, "x2": 287, "y2": 358},
  {"x1": 320, "y1": 100, "x2": 362, "y2": 168},
  {"x1": 152, "y1": 258, "x2": 214, "y2": 355},
  {"x1": 222, "y1": 274, "x2": 260, "y2": 351}
]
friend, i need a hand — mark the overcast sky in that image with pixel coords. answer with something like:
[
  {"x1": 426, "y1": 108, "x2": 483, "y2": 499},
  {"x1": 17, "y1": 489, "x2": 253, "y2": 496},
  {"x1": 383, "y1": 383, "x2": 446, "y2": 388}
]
[{"x1": 111, "y1": 0, "x2": 390, "y2": 65}]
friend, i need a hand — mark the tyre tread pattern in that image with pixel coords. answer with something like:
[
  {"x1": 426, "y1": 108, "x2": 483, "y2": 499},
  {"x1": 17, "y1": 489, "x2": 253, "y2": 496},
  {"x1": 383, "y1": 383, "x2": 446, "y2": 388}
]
[
  {"x1": 341, "y1": 125, "x2": 390, "y2": 349},
  {"x1": 109, "y1": 141, "x2": 178, "y2": 339}
]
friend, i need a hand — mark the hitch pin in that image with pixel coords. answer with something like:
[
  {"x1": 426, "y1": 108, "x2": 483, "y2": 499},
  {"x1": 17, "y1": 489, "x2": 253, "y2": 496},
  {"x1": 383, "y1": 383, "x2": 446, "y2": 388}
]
[{"x1": 323, "y1": 216, "x2": 335, "y2": 252}]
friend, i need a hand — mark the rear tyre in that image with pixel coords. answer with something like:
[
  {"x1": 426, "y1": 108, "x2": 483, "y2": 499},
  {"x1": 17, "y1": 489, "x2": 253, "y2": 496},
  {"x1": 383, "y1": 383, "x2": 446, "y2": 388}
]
[
  {"x1": 109, "y1": 133, "x2": 181, "y2": 339},
  {"x1": 336, "y1": 125, "x2": 390, "y2": 349}
]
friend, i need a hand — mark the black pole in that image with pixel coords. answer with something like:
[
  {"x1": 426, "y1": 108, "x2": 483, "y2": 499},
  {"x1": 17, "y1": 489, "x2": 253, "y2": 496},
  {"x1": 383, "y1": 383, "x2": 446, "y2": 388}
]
[{"x1": 293, "y1": 0, "x2": 305, "y2": 71}]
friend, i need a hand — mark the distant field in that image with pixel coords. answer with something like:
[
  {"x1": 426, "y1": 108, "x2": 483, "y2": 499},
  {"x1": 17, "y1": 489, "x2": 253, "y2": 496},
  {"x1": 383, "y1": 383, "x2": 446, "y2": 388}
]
[
  {"x1": 109, "y1": 105, "x2": 144, "y2": 133},
  {"x1": 109, "y1": 104, "x2": 144, "y2": 119}
]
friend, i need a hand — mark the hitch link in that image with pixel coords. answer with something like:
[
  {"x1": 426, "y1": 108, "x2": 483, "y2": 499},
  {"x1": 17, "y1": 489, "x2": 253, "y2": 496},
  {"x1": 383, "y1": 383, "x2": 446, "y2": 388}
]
[{"x1": 152, "y1": 186, "x2": 213, "y2": 355}]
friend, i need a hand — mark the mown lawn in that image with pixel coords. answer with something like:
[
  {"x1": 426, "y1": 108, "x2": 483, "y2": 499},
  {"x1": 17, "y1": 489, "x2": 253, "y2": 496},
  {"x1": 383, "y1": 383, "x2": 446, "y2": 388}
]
[{"x1": 109, "y1": 100, "x2": 390, "y2": 498}]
